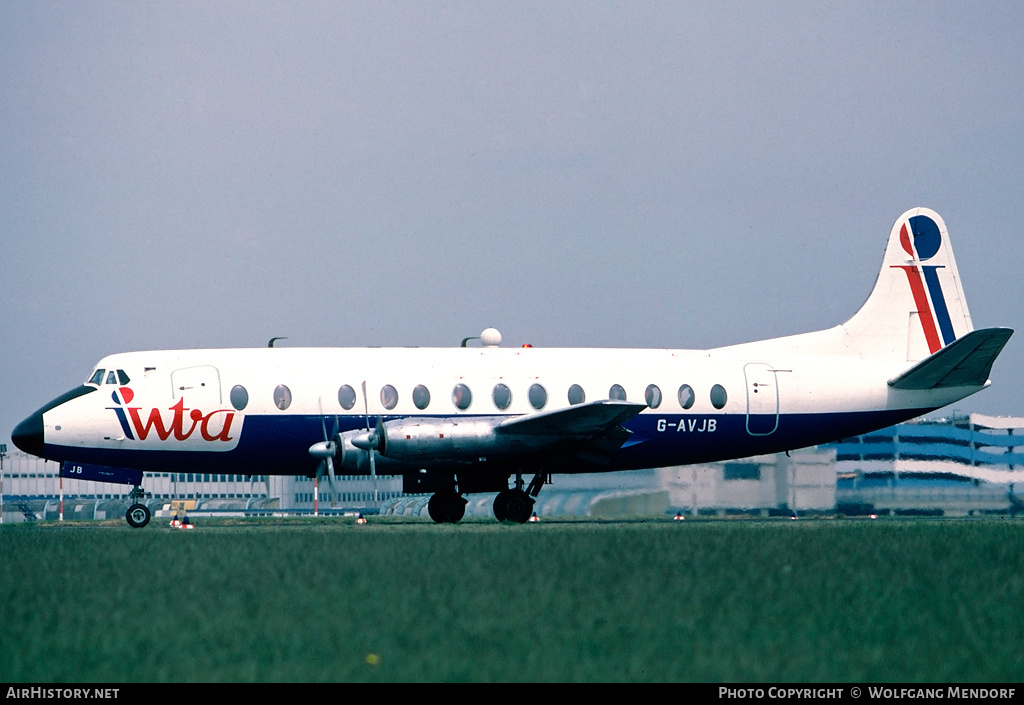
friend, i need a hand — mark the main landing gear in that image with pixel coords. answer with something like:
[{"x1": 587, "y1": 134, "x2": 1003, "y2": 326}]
[
  {"x1": 427, "y1": 490, "x2": 467, "y2": 524},
  {"x1": 492, "y1": 488, "x2": 533, "y2": 523},
  {"x1": 425, "y1": 472, "x2": 545, "y2": 524},
  {"x1": 494, "y1": 472, "x2": 545, "y2": 523},
  {"x1": 125, "y1": 485, "x2": 151, "y2": 528}
]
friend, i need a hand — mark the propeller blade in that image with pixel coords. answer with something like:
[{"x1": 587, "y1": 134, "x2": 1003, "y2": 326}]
[
  {"x1": 361, "y1": 381, "x2": 380, "y2": 506},
  {"x1": 375, "y1": 415, "x2": 386, "y2": 454},
  {"x1": 369, "y1": 444, "x2": 377, "y2": 505},
  {"x1": 325, "y1": 456, "x2": 337, "y2": 508}
]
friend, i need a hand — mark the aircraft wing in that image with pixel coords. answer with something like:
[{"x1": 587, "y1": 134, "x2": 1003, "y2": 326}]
[
  {"x1": 496, "y1": 399, "x2": 647, "y2": 466},
  {"x1": 888, "y1": 327, "x2": 1014, "y2": 390},
  {"x1": 497, "y1": 399, "x2": 647, "y2": 437}
]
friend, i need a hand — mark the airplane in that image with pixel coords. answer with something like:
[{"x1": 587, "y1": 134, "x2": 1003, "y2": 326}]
[{"x1": 11, "y1": 207, "x2": 1013, "y2": 527}]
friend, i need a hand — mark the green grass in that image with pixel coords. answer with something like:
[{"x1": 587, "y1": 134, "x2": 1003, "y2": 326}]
[{"x1": 2, "y1": 517, "x2": 1022, "y2": 682}]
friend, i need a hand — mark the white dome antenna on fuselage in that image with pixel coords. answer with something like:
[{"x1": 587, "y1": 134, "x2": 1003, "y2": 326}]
[{"x1": 461, "y1": 328, "x2": 502, "y2": 348}]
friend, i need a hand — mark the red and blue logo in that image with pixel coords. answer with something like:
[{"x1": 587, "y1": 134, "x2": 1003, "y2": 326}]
[
  {"x1": 892, "y1": 215, "x2": 956, "y2": 355},
  {"x1": 107, "y1": 388, "x2": 236, "y2": 442}
]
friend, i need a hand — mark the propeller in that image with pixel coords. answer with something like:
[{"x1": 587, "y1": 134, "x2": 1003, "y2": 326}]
[
  {"x1": 350, "y1": 416, "x2": 385, "y2": 453},
  {"x1": 308, "y1": 397, "x2": 341, "y2": 508},
  {"x1": 358, "y1": 381, "x2": 381, "y2": 506}
]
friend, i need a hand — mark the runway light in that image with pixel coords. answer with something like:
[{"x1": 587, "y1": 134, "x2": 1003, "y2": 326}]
[
  {"x1": 355, "y1": 513, "x2": 367, "y2": 525},
  {"x1": 869, "y1": 514, "x2": 878, "y2": 519},
  {"x1": 529, "y1": 512, "x2": 540, "y2": 522},
  {"x1": 674, "y1": 512, "x2": 685, "y2": 521},
  {"x1": 170, "y1": 514, "x2": 181, "y2": 528}
]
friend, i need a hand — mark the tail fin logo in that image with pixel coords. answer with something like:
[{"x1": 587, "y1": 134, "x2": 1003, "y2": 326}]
[{"x1": 892, "y1": 214, "x2": 956, "y2": 354}]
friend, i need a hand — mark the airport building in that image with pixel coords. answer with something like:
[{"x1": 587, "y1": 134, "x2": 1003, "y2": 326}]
[
  {"x1": 657, "y1": 446, "x2": 837, "y2": 516},
  {"x1": 825, "y1": 413, "x2": 1024, "y2": 515},
  {"x1": 0, "y1": 448, "x2": 402, "y2": 521},
  {"x1": 2, "y1": 414, "x2": 1022, "y2": 522}
]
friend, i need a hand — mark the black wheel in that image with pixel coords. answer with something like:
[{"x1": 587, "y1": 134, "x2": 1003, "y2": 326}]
[
  {"x1": 503, "y1": 489, "x2": 534, "y2": 524},
  {"x1": 493, "y1": 490, "x2": 510, "y2": 522},
  {"x1": 427, "y1": 491, "x2": 466, "y2": 524},
  {"x1": 126, "y1": 503, "x2": 151, "y2": 528}
]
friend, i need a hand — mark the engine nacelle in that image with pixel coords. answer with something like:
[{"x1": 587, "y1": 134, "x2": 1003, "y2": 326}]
[
  {"x1": 376, "y1": 417, "x2": 540, "y2": 462},
  {"x1": 332, "y1": 430, "x2": 401, "y2": 474}
]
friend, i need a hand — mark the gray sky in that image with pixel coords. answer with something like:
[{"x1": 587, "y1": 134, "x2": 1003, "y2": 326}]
[{"x1": 3, "y1": 1, "x2": 1022, "y2": 448}]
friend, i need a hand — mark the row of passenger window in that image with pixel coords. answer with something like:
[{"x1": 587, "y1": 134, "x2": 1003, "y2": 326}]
[{"x1": 229, "y1": 382, "x2": 728, "y2": 412}]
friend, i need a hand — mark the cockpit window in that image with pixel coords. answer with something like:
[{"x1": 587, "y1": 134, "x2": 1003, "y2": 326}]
[{"x1": 90, "y1": 368, "x2": 131, "y2": 385}]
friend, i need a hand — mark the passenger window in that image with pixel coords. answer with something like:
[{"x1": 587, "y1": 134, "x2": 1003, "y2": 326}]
[
  {"x1": 529, "y1": 383, "x2": 547, "y2": 410},
  {"x1": 678, "y1": 384, "x2": 695, "y2": 409},
  {"x1": 89, "y1": 369, "x2": 105, "y2": 385},
  {"x1": 273, "y1": 385, "x2": 292, "y2": 410},
  {"x1": 338, "y1": 385, "x2": 357, "y2": 410},
  {"x1": 452, "y1": 383, "x2": 472, "y2": 410},
  {"x1": 492, "y1": 383, "x2": 512, "y2": 410},
  {"x1": 645, "y1": 384, "x2": 662, "y2": 409},
  {"x1": 609, "y1": 384, "x2": 626, "y2": 401},
  {"x1": 710, "y1": 384, "x2": 728, "y2": 410},
  {"x1": 380, "y1": 385, "x2": 399, "y2": 410},
  {"x1": 413, "y1": 384, "x2": 431, "y2": 410},
  {"x1": 568, "y1": 384, "x2": 585, "y2": 405},
  {"x1": 230, "y1": 385, "x2": 249, "y2": 411}
]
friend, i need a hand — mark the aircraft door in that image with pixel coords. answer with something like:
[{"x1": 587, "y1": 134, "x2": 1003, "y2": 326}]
[
  {"x1": 744, "y1": 363, "x2": 778, "y2": 436},
  {"x1": 171, "y1": 366, "x2": 223, "y2": 408}
]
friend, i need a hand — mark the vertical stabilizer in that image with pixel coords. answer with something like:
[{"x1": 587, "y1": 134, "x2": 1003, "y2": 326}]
[{"x1": 841, "y1": 208, "x2": 973, "y2": 361}]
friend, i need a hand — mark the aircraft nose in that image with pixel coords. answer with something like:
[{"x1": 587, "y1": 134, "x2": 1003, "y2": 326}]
[
  {"x1": 12, "y1": 411, "x2": 44, "y2": 456},
  {"x1": 11, "y1": 385, "x2": 97, "y2": 458}
]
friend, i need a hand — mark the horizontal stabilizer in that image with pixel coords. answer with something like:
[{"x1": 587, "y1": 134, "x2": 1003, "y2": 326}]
[
  {"x1": 498, "y1": 400, "x2": 646, "y2": 437},
  {"x1": 888, "y1": 327, "x2": 1013, "y2": 390}
]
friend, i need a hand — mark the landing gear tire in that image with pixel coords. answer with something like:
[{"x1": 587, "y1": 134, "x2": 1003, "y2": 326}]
[
  {"x1": 493, "y1": 491, "x2": 509, "y2": 522},
  {"x1": 427, "y1": 491, "x2": 467, "y2": 524},
  {"x1": 494, "y1": 489, "x2": 534, "y2": 524},
  {"x1": 126, "y1": 503, "x2": 151, "y2": 529}
]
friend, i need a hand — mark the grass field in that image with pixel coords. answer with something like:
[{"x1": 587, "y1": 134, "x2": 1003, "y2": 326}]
[{"x1": 1, "y1": 516, "x2": 1022, "y2": 682}]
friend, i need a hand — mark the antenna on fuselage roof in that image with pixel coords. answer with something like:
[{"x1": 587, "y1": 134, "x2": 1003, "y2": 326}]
[
  {"x1": 460, "y1": 328, "x2": 502, "y2": 348},
  {"x1": 268, "y1": 337, "x2": 288, "y2": 348}
]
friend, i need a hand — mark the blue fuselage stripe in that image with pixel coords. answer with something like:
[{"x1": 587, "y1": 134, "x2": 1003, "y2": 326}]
[{"x1": 40, "y1": 407, "x2": 935, "y2": 477}]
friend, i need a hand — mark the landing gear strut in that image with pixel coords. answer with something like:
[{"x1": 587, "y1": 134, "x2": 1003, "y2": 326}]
[{"x1": 125, "y1": 486, "x2": 151, "y2": 528}]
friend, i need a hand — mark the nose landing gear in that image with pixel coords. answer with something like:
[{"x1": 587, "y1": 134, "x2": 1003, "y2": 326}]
[{"x1": 125, "y1": 486, "x2": 151, "y2": 528}]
